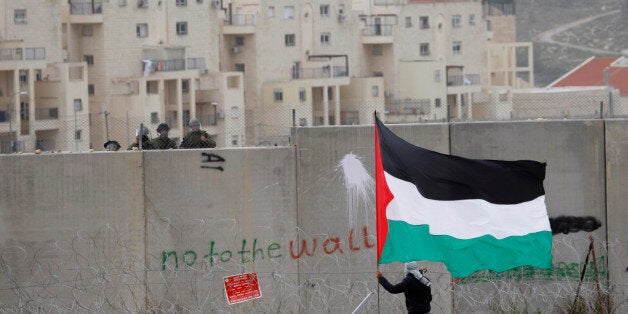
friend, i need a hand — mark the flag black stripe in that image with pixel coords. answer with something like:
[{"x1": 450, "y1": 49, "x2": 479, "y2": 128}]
[{"x1": 376, "y1": 117, "x2": 546, "y2": 204}]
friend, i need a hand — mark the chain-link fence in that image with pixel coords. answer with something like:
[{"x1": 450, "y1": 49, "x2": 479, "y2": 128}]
[{"x1": 1, "y1": 88, "x2": 625, "y2": 153}]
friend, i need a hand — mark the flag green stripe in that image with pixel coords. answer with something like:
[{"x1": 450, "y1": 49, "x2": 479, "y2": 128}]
[{"x1": 380, "y1": 220, "x2": 553, "y2": 278}]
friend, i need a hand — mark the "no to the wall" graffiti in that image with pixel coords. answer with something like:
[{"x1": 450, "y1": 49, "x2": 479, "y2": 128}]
[{"x1": 161, "y1": 226, "x2": 375, "y2": 270}]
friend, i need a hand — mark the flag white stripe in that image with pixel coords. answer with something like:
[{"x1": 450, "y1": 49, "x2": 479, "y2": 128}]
[{"x1": 385, "y1": 172, "x2": 551, "y2": 240}]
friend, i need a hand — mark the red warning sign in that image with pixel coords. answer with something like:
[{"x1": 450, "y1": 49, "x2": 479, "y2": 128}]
[{"x1": 223, "y1": 272, "x2": 262, "y2": 305}]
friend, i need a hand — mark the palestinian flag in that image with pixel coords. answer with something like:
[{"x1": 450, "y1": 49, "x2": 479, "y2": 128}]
[{"x1": 374, "y1": 116, "x2": 552, "y2": 278}]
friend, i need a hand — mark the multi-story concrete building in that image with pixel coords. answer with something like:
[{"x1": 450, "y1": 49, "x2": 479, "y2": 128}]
[
  {"x1": 1, "y1": 0, "x2": 532, "y2": 151},
  {"x1": 62, "y1": 0, "x2": 245, "y2": 149},
  {"x1": 0, "y1": 0, "x2": 90, "y2": 153}
]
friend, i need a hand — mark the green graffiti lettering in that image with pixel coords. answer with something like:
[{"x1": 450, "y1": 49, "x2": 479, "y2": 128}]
[
  {"x1": 183, "y1": 250, "x2": 197, "y2": 267},
  {"x1": 220, "y1": 249, "x2": 232, "y2": 262},
  {"x1": 162, "y1": 251, "x2": 178, "y2": 270},
  {"x1": 203, "y1": 241, "x2": 219, "y2": 266},
  {"x1": 267, "y1": 243, "x2": 281, "y2": 258}
]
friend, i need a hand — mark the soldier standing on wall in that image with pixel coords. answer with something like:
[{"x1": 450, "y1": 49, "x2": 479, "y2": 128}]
[
  {"x1": 180, "y1": 118, "x2": 216, "y2": 149},
  {"x1": 151, "y1": 123, "x2": 177, "y2": 149},
  {"x1": 127, "y1": 125, "x2": 155, "y2": 150},
  {"x1": 377, "y1": 262, "x2": 433, "y2": 314}
]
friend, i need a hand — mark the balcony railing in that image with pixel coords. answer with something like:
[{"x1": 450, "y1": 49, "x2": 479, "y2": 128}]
[
  {"x1": 223, "y1": 14, "x2": 255, "y2": 26},
  {"x1": 187, "y1": 58, "x2": 206, "y2": 70},
  {"x1": 70, "y1": 1, "x2": 103, "y2": 15},
  {"x1": 291, "y1": 66, "x2": 349, "y2": 79},
  {"x1": 144, "y1": 59, "x2": 186, "y2": 73},
  {"x1": 388, "y1": 99, "x2": 432, "y2": 115},
  {"x1": 362, "y1": 25, "x2": 393, "y2": 36},
  {"x1": 0, "y1": 48, "x2": 46, "y2": 61},
  {"x1": 35, "y1": 108, "x2": 59, "y2": 120},
  {"x1": 447, "y1": 74, "x2": 481, "y2": 86}
]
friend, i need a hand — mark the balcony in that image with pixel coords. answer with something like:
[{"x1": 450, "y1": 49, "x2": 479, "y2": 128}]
[
  {"x1": 361, "y1": 25, "x2": 394, "y2": 44},
  {"x1": 0, "y1": 48, "x2": 46, "y2": 61},
  {"x1": 186, "y1": 58, "x2": 206, "y2": 70},
  {"x1": 223, "y1": 14, "x2": 256, "y2": 34},
  {"x1": 142, "y1": 59, "x2": 185, "y2": 74},
  {"x1": 35, "y1": 108, "x2": 59, "y2": 120},
  {"x1": 68, "y1": 1, "x2": 103, "y2": 23},
  {"x1": 447, "y1": 74, "x2": 482, "y2": 94},
  {"x1": 291, "y1": 66, "x2": 349, "y2": 80}
]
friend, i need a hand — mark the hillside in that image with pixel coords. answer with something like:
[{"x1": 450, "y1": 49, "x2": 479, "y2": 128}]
[{"x1": 515, "y1": 0, "x2": 625, "y2": 86}]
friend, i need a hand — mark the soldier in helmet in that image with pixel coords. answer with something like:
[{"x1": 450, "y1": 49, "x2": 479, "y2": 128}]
[
  {"x1": 127, "y1": 125, "x2": 155, "y2": 150},
  {"x1": 180, "y1": 118, "x2": 216, "y2": 148},
  {"x1": 151, "y1": 123, "x2": 177, "y2": 149}
]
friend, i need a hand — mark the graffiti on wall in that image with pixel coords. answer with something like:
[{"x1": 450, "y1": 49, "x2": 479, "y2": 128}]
[{"x1": 161, "y1": 226, "x2": 375, "y2": 270}]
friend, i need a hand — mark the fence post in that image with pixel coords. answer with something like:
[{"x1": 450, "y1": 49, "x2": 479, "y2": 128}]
[{"x1": 104, "y1": 110, "x2": 110, "y2": 141}]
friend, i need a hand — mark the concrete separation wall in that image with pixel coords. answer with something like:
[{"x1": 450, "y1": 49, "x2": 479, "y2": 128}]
[{"x1": 0, "y1": 119, "x2": 625, "y2": 312}]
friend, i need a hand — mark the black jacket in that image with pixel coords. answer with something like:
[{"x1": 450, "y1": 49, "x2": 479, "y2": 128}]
[{"x1": 379, "y1": 273, "x2": 432, "y2": 314}]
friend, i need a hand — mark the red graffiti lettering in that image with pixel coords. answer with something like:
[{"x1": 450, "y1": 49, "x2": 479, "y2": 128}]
[
  {"x1": 363, "y1": 226, "x2": 375, "y2": 248},
  {"x1": 348, "y1": 228, "x2": 361, "y2": 251},
  {"x1": 289, "y1": 239, "x2": 317, "y2": 259},
  {"x1": 323, "y1": 237, "x2": 343, "y2": 254}
]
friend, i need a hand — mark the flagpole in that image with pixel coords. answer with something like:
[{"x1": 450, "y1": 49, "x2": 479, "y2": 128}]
[{"x1": 373, "y1": 111, "x2": 380, "y2": 313}]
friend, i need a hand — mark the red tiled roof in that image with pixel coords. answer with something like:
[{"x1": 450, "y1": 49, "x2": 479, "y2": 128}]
[{"x1": 552, "y1": 57, "x2": 628, "y2": 96}]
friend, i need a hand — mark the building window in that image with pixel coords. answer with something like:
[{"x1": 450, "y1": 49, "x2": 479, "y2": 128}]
[
  {"x1": 320, "y1": 5, "x2": 329, "y2": 17},
  {"x1": 235, "y1": 36, "x2": 245, "y2": 46},
  {"x1": 75, "y1": 130, "x2": 82, "y2": 140},
  {"x1": 176, "y1": 22, "x2": 188, "y2": 35},
  {"x1": 452, "y1": 15, "x2": 462, "y2": 28},
  {"x1": 469, "y1": 14, "x2": 476, "y2": 25},
  {"x1": 268, "y1": 6, "x2": 275, "y2": 18},
  {"x1": 320, "y1": 32, "x2": 330, "y2": 45},
  {"x1": 299, "y1": 118, "x2": 307, "y2": 126},
  {"x1": 299, "y1": 88, "x2": 306, "y2": 101},
  {"x1": 372, "y1": 86, "x2": 379, "y2": 97},
  {"x1": 452, "y1": 41, "x2": 462, "y2": 55},
  {"x1": 373, "y1": 71, "x2": 383, "y2": 77},
  {"x1": 19, "y1": 71, "x2": 27, "y2": 84},
  {"x1": 435, "y1": 98, "x2": 441, "y2": 108},
  {"x1": 234, "y1": 63, "x2": 245, "y2": 72},
  {"x1": 136, "y1": 23, "x2": 148, "y2": 37},
  {"x1": 176, "y1": 0, "x2": 187, "y2": 7},
  {"x1": 284, "y1": 6, "x2": 294, "y2": 19},
  {"x1": 182, "y1": 80, "x2": 189, "y2": 93},
  {"x1": 372, "y1": 44, "x2": 383, "y2": 56},
  {"x1": 231, "y1": 135, "x2": 239, "y2": 146},
  {"x1": 82, "y1": 25, "x2": 93, "y2": 36},
  {"x1": 434, "y1": 69, "x2": 441, "y2": 82},
  {"x1": 20, "y1": 102, "x2": 28, "y2": 120},
  {"x1": 273, "y1": 88, "x2": 283, "y2": 102},
  {"x1": 88, "y1": 84, "x2": 95, "y2": 95},
  {"x1": 230, "y1": 106, "x2": 240, "y2": 119},
  {"x1": 285, "y1": 34, "x2": 296, "y2": 47},
  {"x1": 405, "y1": 17, "x2": 412, "y2": 28},
  {"x1": 14, "y1": 10, "x2": 26, "y2": 24},
  {"x1": 151, "y1": 112, "x2": 159, "y2": 124},
  {"x1": 419, "y1": 16, "x2": 429, "y2": 29},
  {"x1": 84, "y1": 55, "x2": 94, "y2": 66},
  {"x1": 74, "y1": 99, "x2": 83, "y2": 111},
  {"x1": 420, "y1": 43, "x2": 430, "y2": 56}
]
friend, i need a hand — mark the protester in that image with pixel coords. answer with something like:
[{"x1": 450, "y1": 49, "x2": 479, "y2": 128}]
[
  {"x1": 180, "y1": 118, "x2": 216, "y2": 148},
  {"x1": 151, "y1": 123, "x2": 177, "y2": 149},
  {"x1": 377, "y1": 262, "x2": 432, "y2": 313}
]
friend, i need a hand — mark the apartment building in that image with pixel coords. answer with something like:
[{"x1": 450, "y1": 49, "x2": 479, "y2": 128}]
[
  {"x1": 0, "y1": 0, "x2": 90, "y2": 153},
  {"x1": 221, "y1": 0, "x2": 531, "y2": 144},
  {"x1": 62, "y1": 0, "x2": 245, "y2": 149},
  {"x1": 1, "y1": 0, "x2": 532, "y2": 151}
]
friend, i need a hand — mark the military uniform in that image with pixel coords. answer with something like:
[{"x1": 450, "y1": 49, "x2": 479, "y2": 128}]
[
  {"x1": 180, "y1": 130, "x2": 216, "y2": 148},
  {"x1": 151, "y1": 137, "x2": 177, "y2": 149},
  {"x1": 127, "y1": 136, "x2": 155, "y2": 150}
]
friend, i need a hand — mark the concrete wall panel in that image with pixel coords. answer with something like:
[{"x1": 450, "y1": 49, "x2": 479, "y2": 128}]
[
  {"x1": 143, "y1": 148, "x2": 298, "y2": 312},
  {"x1": 450, "y1": 120, "x2": 608, "y2": 312},
  {"x1": 605, "y1": 120, "x2": 628, "y2": 313},
  {"x1": 0, "y1": 152, "x2": 145, "y2": 312},
  {"x1": 293, "y1": 123, "x2": 452, "y2": 313}
]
